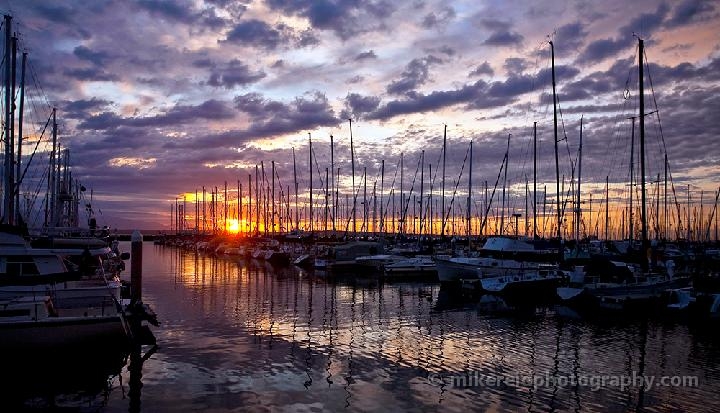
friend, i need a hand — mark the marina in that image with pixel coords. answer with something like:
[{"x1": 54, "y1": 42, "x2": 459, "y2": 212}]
[
  {"x1": 3, "y1": 242, "x2": 719, "y2": 411},
  {"x1": 0, "y1": 1, "x2": 719, "y2": 411}
]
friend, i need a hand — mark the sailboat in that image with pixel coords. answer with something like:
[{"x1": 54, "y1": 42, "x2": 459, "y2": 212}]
[
  {"x1": 556, "y1": 37, "x2": 690, "y2": 310},
  {"x1": 0, "y1": 14, "x2": 130, "y2": 351}
]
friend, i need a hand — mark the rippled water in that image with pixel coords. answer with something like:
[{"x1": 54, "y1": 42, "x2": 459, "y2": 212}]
[{"x1": 6, "y1": 242, "x2": 720, "y2": 412}]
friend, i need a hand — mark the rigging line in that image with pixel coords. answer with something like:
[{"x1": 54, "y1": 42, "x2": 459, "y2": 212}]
[
  {"x1": 399, "y1": 151, "x2": 423, "y2": 227},
  {"x1": 16, "y1": 112, "x2": 52, "y2": 187},
  {"x1": 441, "y1": 144, "x2": 470, "y2": 229},
  {"x1": 479, "y1": 152, "x2": 507, "y2": 235}
]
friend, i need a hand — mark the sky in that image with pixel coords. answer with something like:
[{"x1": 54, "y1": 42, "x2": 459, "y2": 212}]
[{"x1": 2, "y1": 0, "x2": 719, "y2": 233}]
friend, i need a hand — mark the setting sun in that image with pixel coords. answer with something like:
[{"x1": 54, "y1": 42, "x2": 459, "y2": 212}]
[{"x1": 225, "y1": 219, "x2": 239, "y2": 233}]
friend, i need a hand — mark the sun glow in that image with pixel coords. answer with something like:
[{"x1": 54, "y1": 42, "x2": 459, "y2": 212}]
[{"x1": 226, "y1": 219, "x2": 240, "y2": 233}]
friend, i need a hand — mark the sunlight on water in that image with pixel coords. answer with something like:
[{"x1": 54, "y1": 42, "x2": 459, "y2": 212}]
[{"x1": 5, "y1": 242, "x2": 717, "y2": 412}]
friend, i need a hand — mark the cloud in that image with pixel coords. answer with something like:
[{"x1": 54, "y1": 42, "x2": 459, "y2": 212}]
[
  {"x1": 78, "y1": 99, "x2": 237, "y2": 130},
  {"x1": 61, "y1": 98, "x2": 114, "y2": 119},
  {"x1": 223, "y1": 19, "x2": 285, "y2": 49},
  {"x1": 73, "y1": 45, "x2": 111, "y2": 66},
  {"x1": 665, "y1": 0, "x2": 716, "y2": 28},
  {"x1": 207, "y1": 59, "x2": 266, "y2": 88},
  {"x1": 265, "y1": 0, "x2": 397, "y2": 40},
  {"x1": 421, "y1": 6, "x2": 456, "y2": 29},
  {"x1": 469, "y1": 62, "x2": 494, "y2": 77},
  {"x1": 135, "y1": 0, "x2": 196, "y2": 23},
  {"x1": 342, "y1": 93, "x2": 381, "y2": 120},
  {"x1": 63, "y1": 67, "x2": 119, "y2": 82},
  {"x1": 355, "y1": 50, "x2": 378, "y2": 61},
  {"x1": 222, "y1": 19, "x2": 318, "y2": 50},
  {"x1": 386, "y1": 55, "x2": 443, "y2": 95},
  {"x1": 479, "y1": 19, "x2": 523, "y2": 46}
]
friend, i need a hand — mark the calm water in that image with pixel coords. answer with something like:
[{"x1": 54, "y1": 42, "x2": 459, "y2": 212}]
[{"x1": 6, "y1": 242, "x2": 720, "y2": 412}]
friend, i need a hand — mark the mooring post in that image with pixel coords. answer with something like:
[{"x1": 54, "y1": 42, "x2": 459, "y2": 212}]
[{"x1": 131, "y1": 230, "x2": 143, "y2": 302}]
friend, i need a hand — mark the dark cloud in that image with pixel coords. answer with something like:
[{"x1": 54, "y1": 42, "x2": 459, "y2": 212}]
[
  {"x1": 553, "y1": 22, "x2": 588, "y2": 54},
  {"x1": 469, "y1": 62, "x2": 494, "y2": 77},
  {"x1": 135, "y1": 0, "x2": 196, "y2": 23},
  {"x1": 666, "y1": 0, "x2": 716, "y2": 27},
  {"x1": 478, "y1": 18, "x2": 523, "y2": 46},
  {"x1": 207, "y1": 60, "x2": 266, "y2": 88},
  {"x1": 223, "y1": 19, "x2": 284, "y2": 49},
  {"x1": 61, "y1": 98, "x2": 113, "y2": 119},
  {"x1": 233, "y1": 91, "x2": 338, "y2": 134},
  {"x1": 265, "y1": 0, "x2": 397, "y2": 40},
  {"x1": 355, "y1": 50, "x2": 378, "y2": 61},
  {"x1": 222, "y1": 19, "x2": 316, "y2": 50},
  {"x1": 421, "y1": 6, "x2": 456, "y2": 29},
  {"x1": 484, "y1": 30, "x2": 524, "y2": 46},
  {"x1": 342, "y1": 93, "x2": 381, "y2": 120},
  {"x1": 621, "y1": 2, "x2": 670, "y2": 35},
  {"x1": 503, "y1": 57, "x2": 528, "y2": 75},
  {"x1": 386, "y1": 55, "x2": 443, "y2": 95},
  {"x1": 370, "y1": 80, "x2": 489, "y2": 120},
  {"x1": 579, "y1": 2, "x2": 671, "y2": 65},
  {"x1": 78, "y1": 99, "x2": 236, "y2": 130},
  {"x1": 63, "y1": 67, "x2": 119, "y2": 82},
  {"x1": 73, "y1": 46, "x2": 111, "y2": 66},
  {"x1": 578, "y1": 37, "x2": 630, "y2": 65}
]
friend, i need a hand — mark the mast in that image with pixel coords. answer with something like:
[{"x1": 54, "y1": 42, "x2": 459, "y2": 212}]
[
  {"x1": 255, "y1": 165, "x2": 259, "y2": 234},
  {"x1": 380, "y1": 159, "x2": 385, "y2": 234},
  {"x1": 292, "y1": 147, "x2": 298, "y2": 231},
  {"x1": 664, "y1": 154, "x2": 668, "y2": 240},
  {"x1": 400, "y1": 152, "x2": 404, "y2": 235},
  {"x1": 533, "y1": 122, "x2": 537, "y2": 238},
  {"x1": 467, "y1": 141, "x2": 472, "y2": 242},
  {"x1": 441, "y1": 125, "x2": 447, "y2": 236},
  {"x1": 420, "y1": 150, "x2": 424, "y2": 236},
  {"x1": 500, "y1": 133, "x2": 510, "y2": 235},
  {"x1": 629, "y1": 116, "x2": 636, "y2": 242},
  {"x1": 242, "y1": 179, "x2": 243, "y2": 235},
  {"x1": 2, "y1": 15, "x2": 12, "y2": 224},
  {"x1": 605, "y1": 176, "x2": 609, "y2": 240},
  {"x1": 247, "y1": 175, "x2": 252, "y2": 234},
  {"x1": 308, "y1": 133, "x2": 313, "y2": 234},
  {"x1": 363, "y1": 167, "x2": 367, "y2": 237},
  {"x1": 550, "y1": 41, "x2": 562, "y2": 248},
  {"x1": 639, "y1": 37, "x2": 649, "y2": 253},
  {"x1": 330, "y1": 134, "x2": 335, "y2": 232},
  {"x1": 349, "y1": 119, "x2": 356, "y2": 235},
  {"x1": 325, "y1": 167, "x2": 329, "y2": 235},
  {"x1": 15, "y1": 49, "x2": 26, "y2": 224},
  {"x1": 270, "y1": 160, "x2": 275, "y2": 235},
  {"x1": 576, "y1": 116, "x2": 583, "y2": 241}
]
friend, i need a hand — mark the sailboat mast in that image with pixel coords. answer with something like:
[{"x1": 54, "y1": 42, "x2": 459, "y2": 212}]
[
  {"x1": 15, "y1": 50, "x2": 26, "y2": 223},
  {"x1": 308, "y1": 133, "x2": 313, "y2": 234},
  {"x1": 605, "y1": 176, "x2": 609, "y2": 240},
  {"x1": 420, "y1": 150, "x2": 425, "y2": 236},
  {"x1": 500, "y1": 133, "x2": 510, "y2": 235},
  {"x1": 330, "y1": 134, "x2": 335, "y2": 232},
  {"x1": 533, "y1": 122, "x2": 537, "y2": 238},
  {"x1": 441, "y1": 125, "x2": 447, "y2": 236},
  {"x1": 400, "y1": 152, "x2": 404, "y2": 235},
  {"x1": 639, "y1": 37, "x2": 649, "y2": 251},
  {"x1": 576, "y1": 116, "x2": 583, "y2": 241},
  {"x1": 292, "y1": 148, "x2": 298, "y2": 231},
  {"x1": 467, "y1": 141, "x2": 472, "y2": 241},
  {"x1": 380, "y1": 159, "x2": 385, "y2": 234},
  {"x1": 2, "y1": 14, "x2": 13, "y2": 225},
  {"x1": 349, "y1": 119, "x2": 356, "y2": 236},
  {"x1": 550, "y1": 41, "x2": 562, "y2": 244},
  {"x1": 629, "y1": 116, "x2": 635, "y2": 242}
]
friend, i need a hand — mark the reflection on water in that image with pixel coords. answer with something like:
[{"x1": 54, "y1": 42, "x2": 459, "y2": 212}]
[
  {"x1": 7, "y1": 242, "x2": 719, "y2": 412},
  {"x1": 130, "y1": 244, "x2": 720, "y2": 412}
]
